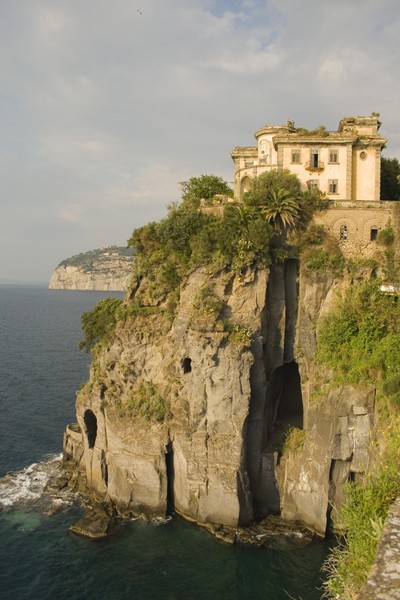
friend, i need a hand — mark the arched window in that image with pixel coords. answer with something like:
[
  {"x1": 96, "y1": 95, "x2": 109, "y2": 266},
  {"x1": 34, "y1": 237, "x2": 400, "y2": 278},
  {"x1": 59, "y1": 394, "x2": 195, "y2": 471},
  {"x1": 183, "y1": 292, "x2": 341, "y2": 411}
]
[
  {"x1": 370, "y1": 227, "x2": 379, "y2": 241},
  {"x1": 339, "y1": 225, "x2": 348, "y2": 240}
]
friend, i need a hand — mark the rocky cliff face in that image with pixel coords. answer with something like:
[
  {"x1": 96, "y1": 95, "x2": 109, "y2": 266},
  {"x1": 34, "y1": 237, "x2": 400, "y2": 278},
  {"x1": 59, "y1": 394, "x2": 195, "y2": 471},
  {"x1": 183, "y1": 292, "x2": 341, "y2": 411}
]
[
  {"x1": 49, "y1": 247, "x2": 135, "y2": 291},
  {"x1": 64, "y1": 261, "x2": 376, "y2": 536}
]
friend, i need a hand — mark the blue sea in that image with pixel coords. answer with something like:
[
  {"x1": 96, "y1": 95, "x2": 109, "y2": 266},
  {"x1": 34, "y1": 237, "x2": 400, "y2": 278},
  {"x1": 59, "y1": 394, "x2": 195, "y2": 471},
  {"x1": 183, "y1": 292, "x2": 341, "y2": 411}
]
[{"x1": 0, "y1": 284, "x2": 329, "y2": 600}]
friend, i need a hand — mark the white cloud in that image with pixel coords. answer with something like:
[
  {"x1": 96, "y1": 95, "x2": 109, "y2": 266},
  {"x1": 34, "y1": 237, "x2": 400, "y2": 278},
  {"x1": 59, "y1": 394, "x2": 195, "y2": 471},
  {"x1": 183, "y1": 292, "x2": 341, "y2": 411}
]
[{"x1": 1, "y1": 0, "x2": 400, "y2": 281}]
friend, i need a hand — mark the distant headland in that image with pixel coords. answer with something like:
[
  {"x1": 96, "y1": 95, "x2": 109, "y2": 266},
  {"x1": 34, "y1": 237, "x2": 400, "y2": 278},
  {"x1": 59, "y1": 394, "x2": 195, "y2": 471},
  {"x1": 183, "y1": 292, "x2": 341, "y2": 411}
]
[{"x1": 49, "y1": 246, "x2": 135, "y2": 291}]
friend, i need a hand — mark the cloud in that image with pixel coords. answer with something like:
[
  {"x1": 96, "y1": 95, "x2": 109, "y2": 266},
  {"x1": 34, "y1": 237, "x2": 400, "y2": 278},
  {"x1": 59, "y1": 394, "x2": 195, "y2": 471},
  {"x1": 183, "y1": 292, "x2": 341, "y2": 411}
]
[{"x1": 1, "y1": 0, "x2": 400, "y2": 281}]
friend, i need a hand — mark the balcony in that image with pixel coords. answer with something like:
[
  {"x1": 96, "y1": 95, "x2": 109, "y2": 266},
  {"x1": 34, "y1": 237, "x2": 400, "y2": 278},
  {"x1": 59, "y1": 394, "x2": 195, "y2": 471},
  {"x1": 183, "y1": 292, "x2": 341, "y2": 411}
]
[{"x1": 305, "y1": 160, "x2": 325, "y2": 173}]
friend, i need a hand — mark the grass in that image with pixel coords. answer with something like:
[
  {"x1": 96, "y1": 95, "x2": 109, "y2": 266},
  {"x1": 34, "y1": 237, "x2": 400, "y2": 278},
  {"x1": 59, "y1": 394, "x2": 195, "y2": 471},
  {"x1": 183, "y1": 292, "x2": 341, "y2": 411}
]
[
  {"x1": 322, "y1": 415, "x2": 400, "y2": 598},
  {"x1": 125, "y1": 383, "x2": 170, "y2": 422}
]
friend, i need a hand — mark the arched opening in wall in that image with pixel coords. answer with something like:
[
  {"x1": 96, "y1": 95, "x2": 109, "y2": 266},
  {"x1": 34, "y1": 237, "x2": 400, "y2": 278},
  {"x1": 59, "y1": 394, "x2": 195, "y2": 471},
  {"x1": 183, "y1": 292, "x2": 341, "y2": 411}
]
[
  {"x1": 165, "y1": 442, "x2": 175, "y2": 515},
  {"x1": 182, "y1": 357, "x2": 192, "y2": 374},
  {"x1": 83, "y1": 409, "x2": 97, "y2": 449},
  {"x1": 339, "y1": 225, "x2": 348, "y2": 241},
  {"x1": 370, "y1": 227, "x2": 379, "y2": 241},
  {"x1": 275, "y1": 361, "x2": 304, "y2": 429},
  {"x1": 240, "y1": 176, "x2": 252, "y2": 197}
]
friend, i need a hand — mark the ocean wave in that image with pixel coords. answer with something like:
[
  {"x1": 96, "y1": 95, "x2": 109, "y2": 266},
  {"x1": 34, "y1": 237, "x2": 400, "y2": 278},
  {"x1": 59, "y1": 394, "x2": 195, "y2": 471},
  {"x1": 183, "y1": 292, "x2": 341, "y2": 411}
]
[{"x1": 0, "y1": 454, "x2": 74, "y2": 513}]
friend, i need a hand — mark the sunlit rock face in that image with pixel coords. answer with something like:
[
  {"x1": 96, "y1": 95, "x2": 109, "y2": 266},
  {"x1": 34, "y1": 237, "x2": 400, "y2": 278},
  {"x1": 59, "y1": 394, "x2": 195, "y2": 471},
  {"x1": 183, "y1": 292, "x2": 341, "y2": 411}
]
[
  {"x1": 64, "y1": 263, "x2": 376, "y2": 535},
  {"x1": 49, "y1": 247, "x2": 135, "y2": 291}
]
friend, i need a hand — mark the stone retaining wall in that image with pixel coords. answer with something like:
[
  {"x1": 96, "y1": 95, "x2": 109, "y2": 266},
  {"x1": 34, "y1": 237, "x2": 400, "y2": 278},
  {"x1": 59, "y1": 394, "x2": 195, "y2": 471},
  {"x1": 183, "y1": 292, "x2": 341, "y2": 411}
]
[{"x1": 359, "y1": 497, "x2": 400, "y2": 599}]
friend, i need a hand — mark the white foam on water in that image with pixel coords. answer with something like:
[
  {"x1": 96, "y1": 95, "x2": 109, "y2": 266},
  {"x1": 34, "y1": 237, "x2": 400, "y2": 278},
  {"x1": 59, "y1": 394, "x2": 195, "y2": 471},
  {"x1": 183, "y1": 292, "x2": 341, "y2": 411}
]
[{"x1": 0, "y1": 454, "x2": 64, "y2": 509}]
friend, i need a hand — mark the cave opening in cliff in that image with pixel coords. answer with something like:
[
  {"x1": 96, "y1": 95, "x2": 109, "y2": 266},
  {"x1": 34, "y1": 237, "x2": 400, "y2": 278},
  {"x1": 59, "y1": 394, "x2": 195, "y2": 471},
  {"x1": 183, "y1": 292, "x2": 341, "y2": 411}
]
[
  {"x1": 182, "y1": 357, "x2": 192, "y2": 374},
  {"x1": 275, "y1": 361, "x2": 303, "y2": 429},
  {"x1": 165, "y1": 442, "x2": 175, "y2": 514},
  {"x1": 83, "y1": 409, "x2": 97, "y2": 449}
]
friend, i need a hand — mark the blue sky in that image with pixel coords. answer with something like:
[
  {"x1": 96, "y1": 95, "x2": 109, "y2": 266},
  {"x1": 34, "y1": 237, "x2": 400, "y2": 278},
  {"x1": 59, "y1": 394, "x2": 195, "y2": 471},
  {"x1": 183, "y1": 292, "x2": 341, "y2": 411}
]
[{"x1": 1, "y1": 0, "x2": 400, "y2": 282}]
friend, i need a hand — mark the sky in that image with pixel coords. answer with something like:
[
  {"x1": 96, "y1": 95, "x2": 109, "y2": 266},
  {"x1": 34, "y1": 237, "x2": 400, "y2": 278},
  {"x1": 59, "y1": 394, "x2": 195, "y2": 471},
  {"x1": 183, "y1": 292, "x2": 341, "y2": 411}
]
[{"x1": 1, "y1": 0, "x2": 400, "y2": 283}]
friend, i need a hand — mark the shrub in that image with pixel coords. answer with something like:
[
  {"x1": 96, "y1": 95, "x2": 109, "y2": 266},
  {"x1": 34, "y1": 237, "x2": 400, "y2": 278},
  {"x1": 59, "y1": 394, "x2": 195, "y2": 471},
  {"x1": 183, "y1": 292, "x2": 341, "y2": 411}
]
[
  {"x1": 316, "y1": 281, "x2": 400, "y2": 383},
  {"x1": 303, "y1": 247, "x2": 345, "y2": 273},
  {"x1": 323, "y1": 419, "x2": 400, "y2": 598},
  {"x1": 126, "y1": 383, "x2": 169, "y2": 422},
  {"x1": 224, "y1": 322, "x2": 252, "y2": 348},
  {"x1": 79, "y1": 297, "x2": 123, "y2": 353},
  {"x1": 282, "y1": 427, "x2": 305, "y2": 453},
  {"x1": 191, "y1": 286, "x2": 222, "y2": 317},
  {"x1": 377, "y1": 226, "x2": 395, "y2": 246}
]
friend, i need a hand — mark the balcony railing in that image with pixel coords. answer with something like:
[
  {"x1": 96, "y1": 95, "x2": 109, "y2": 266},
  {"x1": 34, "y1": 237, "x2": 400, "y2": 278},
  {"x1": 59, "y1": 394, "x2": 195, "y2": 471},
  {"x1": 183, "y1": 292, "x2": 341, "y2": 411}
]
[{"x1": 305, "y1": 160, "x2": 325, "y2": 172}]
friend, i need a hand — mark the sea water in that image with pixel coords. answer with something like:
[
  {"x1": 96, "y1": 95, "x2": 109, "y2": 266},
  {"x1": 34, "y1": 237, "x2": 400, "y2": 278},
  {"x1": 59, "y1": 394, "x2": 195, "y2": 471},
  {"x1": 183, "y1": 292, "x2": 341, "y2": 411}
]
[{"x1": 0, "y1": 284, "x2": 329, "y2": 600}]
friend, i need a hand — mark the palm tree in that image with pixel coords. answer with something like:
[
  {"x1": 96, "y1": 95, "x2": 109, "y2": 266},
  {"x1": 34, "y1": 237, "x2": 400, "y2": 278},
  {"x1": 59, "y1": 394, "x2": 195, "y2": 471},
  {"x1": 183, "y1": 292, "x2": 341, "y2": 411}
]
[
  {"x1": 261, "y1": 187, "x2": 300, "y2": 231},
  {"x1": 224, "y1": 203, "x2": 257, "y2": 233}
]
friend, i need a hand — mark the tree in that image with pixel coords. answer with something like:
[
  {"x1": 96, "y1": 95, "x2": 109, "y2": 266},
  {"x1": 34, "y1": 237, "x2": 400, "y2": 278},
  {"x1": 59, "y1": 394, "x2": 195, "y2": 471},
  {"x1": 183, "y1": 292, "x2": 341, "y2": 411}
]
[
  {"x1": 381, "y1": 157, "x2": 400, "y2": 200},
  {"x1": 79, "y1": 297, "x2": 123, "y2": 353},
  {"x1": 180, "y1": 174, "x2": 233, "y2": 208},
  {"x1": 243, "y1": 169, "x2": 326, "y2": 233},
  {"x1": 260, "y1": 188, "x2": 300, "y2": 231}
]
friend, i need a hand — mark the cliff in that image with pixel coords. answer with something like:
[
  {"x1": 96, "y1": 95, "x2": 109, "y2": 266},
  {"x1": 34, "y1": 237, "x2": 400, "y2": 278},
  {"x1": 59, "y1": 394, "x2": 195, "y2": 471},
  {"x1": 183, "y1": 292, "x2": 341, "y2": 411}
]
[
  {"x1": 49, "y1": 247, "x2": 135, "y2": 291},
  {"x1": 63, "y1": 259, "x2": 376, "y2": 537}
]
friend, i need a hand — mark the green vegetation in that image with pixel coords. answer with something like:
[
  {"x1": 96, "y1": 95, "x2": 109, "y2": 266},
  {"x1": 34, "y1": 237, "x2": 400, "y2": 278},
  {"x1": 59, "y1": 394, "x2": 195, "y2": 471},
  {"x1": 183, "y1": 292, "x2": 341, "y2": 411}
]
[
  {"x1": 59, "y1": 246, "x2": 135, "y2": 269},
  {"x1": 294, "y1": 125, "x2": 330, "y2": 137},
  {"x1": 282, "y1": 426, "x2": 306, "y2": 453},
  {"x1": 81, "y1": 171, "x2": 327, "y2": 353},
  {"x1": 179, "y1": 174, "x2": 234, "y2": 209},
  {"x1": 124, "y1": 383, "x2": 169, "y2": 422},
  {"x1": 224, "y1": 322, "x2": 252, "y2": 348},
  {"x1": 316, "y1": 281, "x2": 400, "y2": 385},
  {"x1": 317, "y1": 280, "x2": 400, "y2": 597},
  {"x1": 381, "y1": 156, "x2": 400, "y2": 200},
  {"x1": 244, "y1": 169, "x2": 328, "y2": 232},
  {"x1": 127, "y1": 170, "x2": 327, "y2": 314},
  {"x1": 376, "y1": 222, "x2": 400, "y2": 282},
  {"x1": 191, "y1": 286, "x2": 223, "y2": 318},
  {"x1": 79, "y1": 297, "x2": 123, "y2": 353},
  {"x1": 323, "y1": 418, "x2": 400, "y2": 599}
]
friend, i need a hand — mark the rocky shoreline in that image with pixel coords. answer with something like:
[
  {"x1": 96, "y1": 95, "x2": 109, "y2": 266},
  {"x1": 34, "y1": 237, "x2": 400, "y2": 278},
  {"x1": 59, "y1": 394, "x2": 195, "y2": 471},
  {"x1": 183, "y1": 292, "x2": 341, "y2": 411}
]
[{"x1": 54, "y1": 459, "x2": 316, "y2": 546}]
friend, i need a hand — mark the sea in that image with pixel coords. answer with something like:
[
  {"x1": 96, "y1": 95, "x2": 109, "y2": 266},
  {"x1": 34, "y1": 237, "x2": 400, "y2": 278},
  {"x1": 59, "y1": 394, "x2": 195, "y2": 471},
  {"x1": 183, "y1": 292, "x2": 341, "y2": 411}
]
[{"x1": 0, "y1": 284, "x2": 330, "y2": 600}]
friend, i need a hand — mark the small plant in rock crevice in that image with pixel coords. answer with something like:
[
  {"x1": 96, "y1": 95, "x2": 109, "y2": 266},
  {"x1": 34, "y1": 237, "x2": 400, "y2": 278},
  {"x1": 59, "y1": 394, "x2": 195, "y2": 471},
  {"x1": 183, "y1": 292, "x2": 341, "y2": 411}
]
[{"x1": 124, "y1": 383, "x2": 170, "y2": 422}]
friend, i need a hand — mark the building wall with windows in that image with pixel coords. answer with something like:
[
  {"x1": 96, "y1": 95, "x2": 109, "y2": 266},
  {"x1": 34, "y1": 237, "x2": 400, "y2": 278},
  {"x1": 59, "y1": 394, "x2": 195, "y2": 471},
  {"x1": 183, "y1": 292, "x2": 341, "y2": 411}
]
[{"x1": 230, "y1": 115, "x2": 395, "y2": 257}]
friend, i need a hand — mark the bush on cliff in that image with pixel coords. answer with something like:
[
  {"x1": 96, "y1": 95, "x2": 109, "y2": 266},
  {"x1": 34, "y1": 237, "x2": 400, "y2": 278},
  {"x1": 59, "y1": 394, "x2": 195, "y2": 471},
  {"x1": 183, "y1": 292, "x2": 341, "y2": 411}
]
[
  {"x1": 316, "y1": 280, "x2": 400, "y2": 385},
  {"x1": 81, "y1": 172, "x2": 329, "y2": 353},
  {"x1": 128, "y1": 180, "x2": 275, "y2": 301},
  {"x1": 323, "y1": 417, "x2": 400, "y2": 599},
  {"x1": 79, "y1": 297, "x2": 123, "y2": 353},
  {"x1": 318, "y1": 280, "x2": 400, "y2": 598},
  {"x1": 179, "y1": 174, "x2": 234, "y2": 209},
  {"x1": 128, "y1": 171, "x2": 328, "y2": 305}
]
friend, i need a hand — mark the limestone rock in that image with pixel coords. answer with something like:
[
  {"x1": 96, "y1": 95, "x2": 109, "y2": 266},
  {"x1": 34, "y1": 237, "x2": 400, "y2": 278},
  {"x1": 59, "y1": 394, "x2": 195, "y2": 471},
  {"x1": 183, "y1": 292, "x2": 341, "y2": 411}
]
[
  {"x1": 69, "y1": 507, "x2": 115, "y2": 539},
  {"x1": 63, "y1": 262, "x2": 378, "y2": 538},
  {"x1": 49, "y1": 247, "x2": 135, "y2": 291}
]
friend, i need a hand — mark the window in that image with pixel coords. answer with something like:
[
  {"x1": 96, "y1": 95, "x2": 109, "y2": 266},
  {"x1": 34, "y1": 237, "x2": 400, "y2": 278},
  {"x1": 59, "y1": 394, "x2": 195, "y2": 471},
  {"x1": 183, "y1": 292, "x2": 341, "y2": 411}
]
[
  {"x1": 308, "y1": 180, "x2": 319, "y2": 190},
  {"x1": 329, "y1": 150, "x2": 339, "y2": 163},
  {"x1": 310, "y1": 149, "x2": 319, "y2": 168},
  {"x1": 370, "y1": 227, "x2": 379, "y2": 241},
  {"x1": 291, "y1": 149, "x2": 301, "y2": 163},
  {"x1": 329, "y1": 179, "x2": 339, "y2": 194},
  {"x1": 339, "y1": 225, "x2": 348, "y2": 240}
]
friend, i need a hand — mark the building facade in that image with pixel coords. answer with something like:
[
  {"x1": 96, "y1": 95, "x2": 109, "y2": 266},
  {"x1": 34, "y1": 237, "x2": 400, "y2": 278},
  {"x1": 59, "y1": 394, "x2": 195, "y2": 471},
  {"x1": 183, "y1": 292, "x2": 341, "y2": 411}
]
[{"x1": 230, "y1": 115, "x2": 395, "y2": 257}]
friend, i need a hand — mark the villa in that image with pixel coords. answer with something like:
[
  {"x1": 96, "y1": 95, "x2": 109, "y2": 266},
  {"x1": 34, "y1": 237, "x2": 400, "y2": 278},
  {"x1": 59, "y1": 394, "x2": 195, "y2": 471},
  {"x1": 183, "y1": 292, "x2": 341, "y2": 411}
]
[{"x1": 230, "y1": 115, "x2": 395, "y2": 256}]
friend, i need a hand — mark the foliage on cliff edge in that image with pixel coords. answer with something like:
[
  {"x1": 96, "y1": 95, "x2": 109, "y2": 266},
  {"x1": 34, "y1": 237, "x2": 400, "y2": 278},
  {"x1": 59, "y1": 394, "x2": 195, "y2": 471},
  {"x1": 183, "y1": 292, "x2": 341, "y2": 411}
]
[
  {"x1": 128, "y1": 170, "x2": 327, "y2": 305},
  {"x1": 317, "y1": 280, "x2": 400, "y2": 598}
]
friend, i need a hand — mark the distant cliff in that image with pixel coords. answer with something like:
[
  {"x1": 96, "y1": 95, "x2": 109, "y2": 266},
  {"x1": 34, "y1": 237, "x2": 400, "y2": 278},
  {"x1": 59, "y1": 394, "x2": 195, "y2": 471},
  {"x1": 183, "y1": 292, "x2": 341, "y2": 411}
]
[{"x1": 49, "y1": 247, "x2": 135, "y2": 291}]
